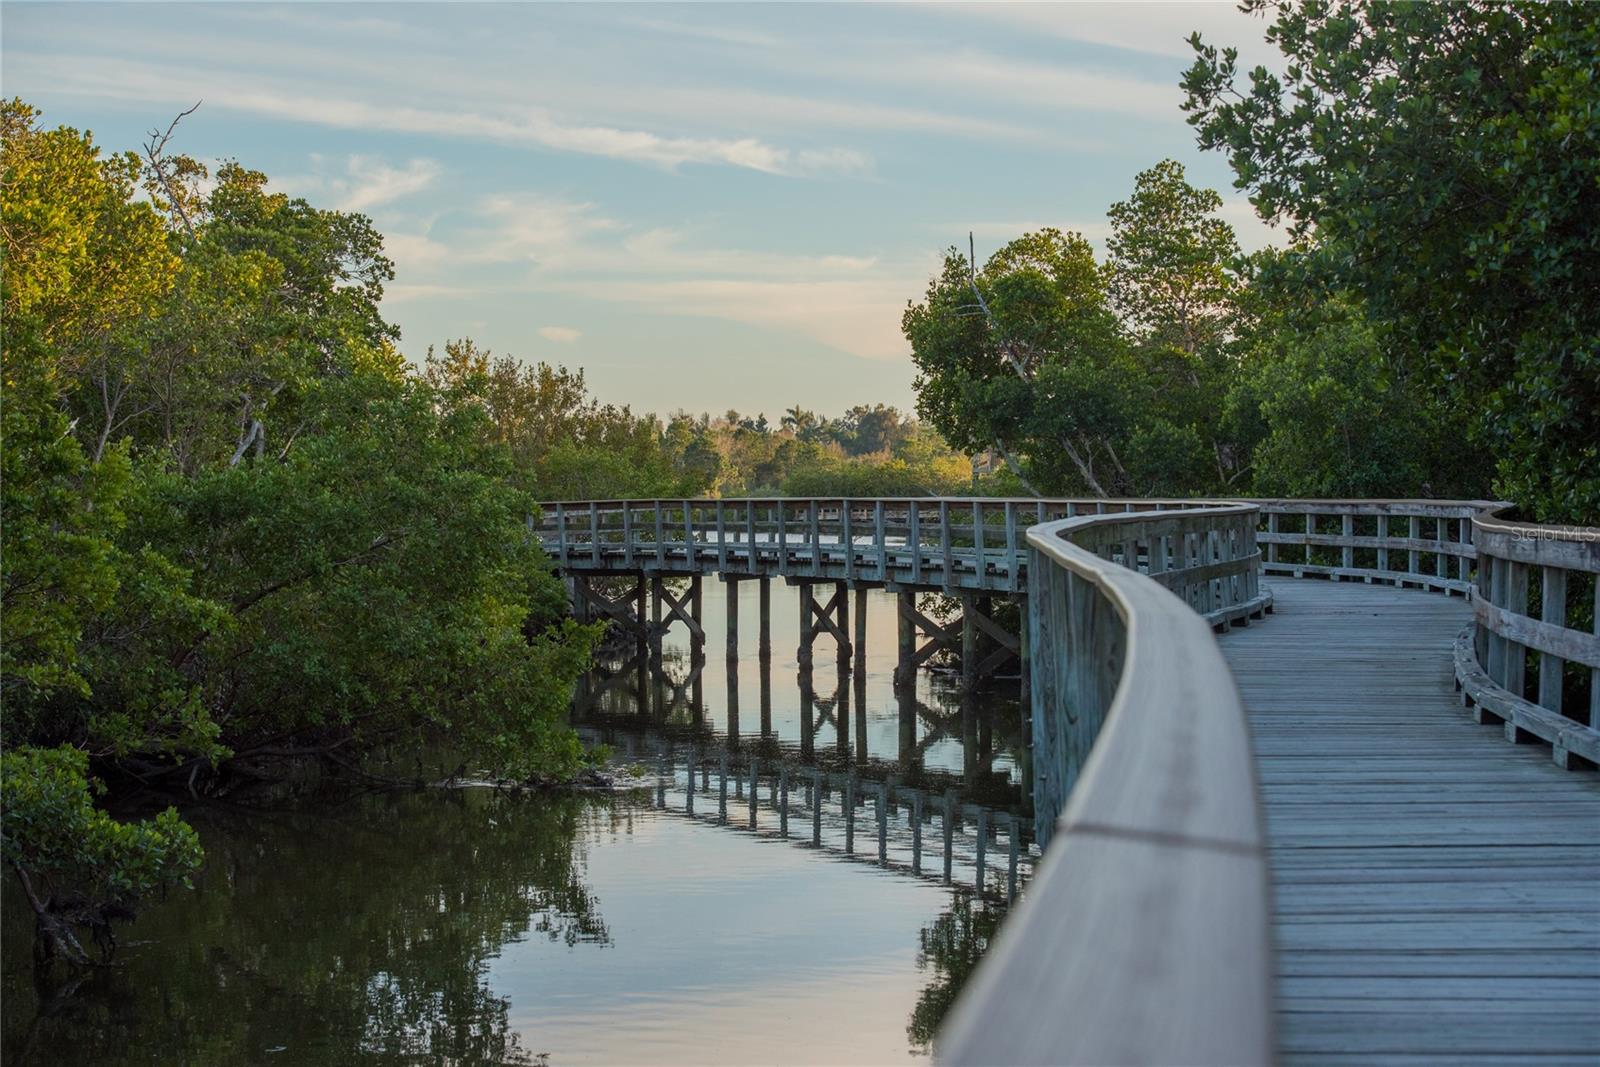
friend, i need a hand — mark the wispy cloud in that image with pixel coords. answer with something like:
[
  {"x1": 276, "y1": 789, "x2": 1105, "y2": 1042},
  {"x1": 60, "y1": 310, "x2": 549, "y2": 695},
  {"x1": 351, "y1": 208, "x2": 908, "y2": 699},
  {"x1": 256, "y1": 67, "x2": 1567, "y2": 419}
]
[
  {"x1": 277, "y1": 155, "x2": 441, "y2": 212},
  {"x1": 14, "y1": 53, "x2": 873, "y2": 177},
  {"x1": 923, "y1": 2, "x2": 1282, "y2": 69},
  {"x1": 380, "y1": 190, "x2": 924, "y2": 361}
]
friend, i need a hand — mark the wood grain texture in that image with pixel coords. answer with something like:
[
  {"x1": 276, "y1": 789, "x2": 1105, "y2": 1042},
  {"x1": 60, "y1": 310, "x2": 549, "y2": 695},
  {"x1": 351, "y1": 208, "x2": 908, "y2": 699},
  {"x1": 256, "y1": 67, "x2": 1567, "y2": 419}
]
[{"x1": 1224, "y1": 580, "x2": 1600, "y2": 1064}]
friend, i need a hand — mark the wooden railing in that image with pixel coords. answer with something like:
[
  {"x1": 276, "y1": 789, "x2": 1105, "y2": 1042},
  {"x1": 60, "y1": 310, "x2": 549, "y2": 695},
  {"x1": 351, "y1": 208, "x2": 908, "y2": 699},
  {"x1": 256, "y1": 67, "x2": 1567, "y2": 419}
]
[
  {"x1": 1460, "y1": 507, "x2": 1600, "y2": 768},
  {"x1": 537, "y1": 497, "x2": 1250, "y2": 592},
  {"x1": 938, "y1": 504, "x2": 1272, "y2": 1066},
  {"x1": 1254, "y1": 498, "x2": 1490, "y2": 594}
]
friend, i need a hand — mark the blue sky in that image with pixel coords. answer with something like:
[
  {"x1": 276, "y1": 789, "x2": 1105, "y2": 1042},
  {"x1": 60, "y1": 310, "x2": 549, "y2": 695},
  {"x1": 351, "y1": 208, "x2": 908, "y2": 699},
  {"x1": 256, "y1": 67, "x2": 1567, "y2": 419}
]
[{"x1": 3, "y1": 2, "x2": 1285, "y2": 417}]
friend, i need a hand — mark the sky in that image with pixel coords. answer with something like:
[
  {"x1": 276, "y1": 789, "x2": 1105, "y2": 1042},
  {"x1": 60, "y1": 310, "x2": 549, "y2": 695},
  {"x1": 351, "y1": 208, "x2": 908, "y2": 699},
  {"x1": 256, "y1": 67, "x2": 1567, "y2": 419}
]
[{"x1": 2, "y1": 2, "x2": 1286, "y2": 418}]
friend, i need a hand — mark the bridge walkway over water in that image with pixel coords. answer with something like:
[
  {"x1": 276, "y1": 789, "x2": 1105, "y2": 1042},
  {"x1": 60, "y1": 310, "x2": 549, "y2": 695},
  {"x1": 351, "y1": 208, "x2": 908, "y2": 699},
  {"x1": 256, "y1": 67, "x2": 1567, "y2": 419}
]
[{"x1": 1226, "y1": 579, "x2": 1600, "y2": 1063}]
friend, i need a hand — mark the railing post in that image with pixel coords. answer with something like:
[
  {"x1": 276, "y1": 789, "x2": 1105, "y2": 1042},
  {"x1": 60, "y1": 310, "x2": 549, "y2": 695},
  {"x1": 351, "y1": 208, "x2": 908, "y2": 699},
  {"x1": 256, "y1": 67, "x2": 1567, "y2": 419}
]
[
  {"x1": 875, "y1": 500, "x2": 887, "y2": 581},
  {"x1": 940, "y1": 500, "x2": 953, "y2": 589},
  {"x1": 778, "y1": 501, "x2": 789, "y2": 576},
  {"x1": 715, "y1": 501, "x2": 727, "y2": 570},
  {"x1": 654, "y1": 501, "x2": 665, "y2": 568},
  {"x1": 809, "y1": 500, "x2": 821, "y2": 575},
  {"x1": 910, "y1": 500, "x2": 923, "y2": 584},
  {"x1": 555, "y1": 503, "x2": 568, "y2": 566},
  {"x1": 586, "y1": 502, "x2": 599, "y2": 566},
  {"x1": 1004, "y1": 502, "x2": 1019, "y2": 591},
  {"x1": 745, "y1": 500, "x2": 758, "y2": 573},
  {"x1": 841, "y1": 500, "x2": 854, "y2": 582},
  {"x1": 1538, "y1": 566, "x2": 1568, "y2": 714},
  {"x1": 1504, "y1": 561, "x2": 1529, "y2": 698},
  {"x1": 972, "y1": 501, "x2": 985, "y2": 584},
  {"x1": 622, "y1": 503, "x2": 635, "y2": 568}
]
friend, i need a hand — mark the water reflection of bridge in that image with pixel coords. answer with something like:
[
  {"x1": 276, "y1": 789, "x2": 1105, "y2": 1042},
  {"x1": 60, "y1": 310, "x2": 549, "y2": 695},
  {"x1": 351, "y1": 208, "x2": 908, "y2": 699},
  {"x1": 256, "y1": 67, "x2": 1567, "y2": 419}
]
[
  {"x1": 586, "y1": 739, "x2": 1036, "y2": 902},
  {"x1": 573, "y1": 641, "x2": 1025, "y2": 808}
]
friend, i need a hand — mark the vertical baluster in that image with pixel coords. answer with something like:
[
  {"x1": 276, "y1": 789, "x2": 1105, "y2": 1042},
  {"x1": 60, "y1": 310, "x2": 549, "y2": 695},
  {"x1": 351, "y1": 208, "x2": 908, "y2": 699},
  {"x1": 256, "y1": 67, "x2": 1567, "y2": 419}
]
[
  {"x1": 910, "y1": 500, "x2": 924, "y2": 584},
  {"x1": 1591, "y1": 575, "x2": 1599, "y2": 730},
  {"x1": 1505, "y1": 561, "x2": 1529, "y2": 698},
  {"x1": 1408, "y1": 515, "x2": 1421, "y2": 578},
  {"x1": 717, "y1": 501, "x2": 727, "y2": 570},
  {"x1": 1538, "y1": 567, "x2": 1567, "y2": 714},
  {"x1": 745, "y1": 500, "x2": 757, "y2": 573},
  {"x1": 841, "y1": 500, "x2": 853, "y2": 582},
  {"x1": 1341, "y1": 513, "x2": 1353, "y2": 575},
  {"x1": 622, "y1": 503, "x2": 634, "y2": 568},
  {"x1": 684, "y1": 502, "x2": 695, "y2": 565},
  {"x1": 876, "y1": 500, "x2": 887, "y2": 581},
  {"x1": 555, "y1": 503, "x2": 568, "y2": 566},
  {"x1": 1484, "y1": 554, "x2": 1504, "y2": 682},
  {"x1": 1266, "y1": 511, "x2": 1279, "y2": 566},
  {"x1": 654, "y1": 501, "x2": 665, "y2": 568},
  {"x1": 778, "y1": 501, "x2": 789, "y2": 575},
  {"x1": 809, "y1": 500, "x2": 821, "y2": 575},
  {"x1": 1004, "y1": 501, "x2": 1019, "y2": 591},
  {"x1": 972, "y1": 501, "x2": 985, "y2": 584},
  {"x1": 940, "y1": 500, "x2": 953, "y2": 589}
]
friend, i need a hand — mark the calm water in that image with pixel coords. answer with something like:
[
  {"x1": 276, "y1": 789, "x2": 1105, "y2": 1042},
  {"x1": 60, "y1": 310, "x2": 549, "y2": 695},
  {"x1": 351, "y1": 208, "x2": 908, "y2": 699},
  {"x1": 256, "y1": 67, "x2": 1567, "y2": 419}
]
[{"x1": 2, "y1": 584, "x2": 1025, "y2": 1065}]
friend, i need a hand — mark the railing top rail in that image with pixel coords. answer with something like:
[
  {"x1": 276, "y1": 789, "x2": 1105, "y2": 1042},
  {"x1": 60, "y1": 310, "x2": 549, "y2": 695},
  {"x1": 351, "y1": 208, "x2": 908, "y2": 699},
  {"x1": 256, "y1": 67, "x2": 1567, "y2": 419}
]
[
  {"x1": 1026, "y1": 504, "x2": 1265, "y2": 848},
  {"x1": 939, "y1": 503, "x2": 1270, "y2": 1066},
  {"x1": 535, "y1": 495, "x2": 1230, "y2": 508}
]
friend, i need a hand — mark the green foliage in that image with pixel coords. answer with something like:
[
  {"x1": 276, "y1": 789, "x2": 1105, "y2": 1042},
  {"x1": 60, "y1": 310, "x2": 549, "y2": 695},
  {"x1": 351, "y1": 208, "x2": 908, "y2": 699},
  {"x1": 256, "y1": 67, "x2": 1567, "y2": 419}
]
[
  {"x1": 904, "y1": 172, "x2": 1249, "y2": 498},
  {"x1": 1184, "y1": 1, "x2": 1600, "y2": 521},
  {"x1": 0, "y1": 746, "x2": 202, "y2": 965},
  {"x1": 1, "y1": 788, "x2": 605, "y2": 1062},
  {"x1": 1233, "y1": 299, "x2": 1487, "y2": 498},
  {"x1": 3, "y1": 102, "x2": 597, "y2": 791}
]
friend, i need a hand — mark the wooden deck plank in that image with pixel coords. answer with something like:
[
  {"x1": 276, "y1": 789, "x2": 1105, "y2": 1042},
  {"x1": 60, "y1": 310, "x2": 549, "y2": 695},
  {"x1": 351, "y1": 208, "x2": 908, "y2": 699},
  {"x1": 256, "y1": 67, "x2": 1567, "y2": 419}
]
[{"x1": 1222, "y1": 580, "x2": 1600, "y2": 1063}]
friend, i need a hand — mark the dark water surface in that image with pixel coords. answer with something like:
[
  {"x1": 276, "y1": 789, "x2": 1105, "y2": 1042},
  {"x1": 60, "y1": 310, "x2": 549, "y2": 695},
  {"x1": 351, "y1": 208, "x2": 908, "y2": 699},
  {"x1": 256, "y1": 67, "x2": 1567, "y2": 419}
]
[{"x1": 2, "y1": 585, "x2": 1024, "y2": 1065}]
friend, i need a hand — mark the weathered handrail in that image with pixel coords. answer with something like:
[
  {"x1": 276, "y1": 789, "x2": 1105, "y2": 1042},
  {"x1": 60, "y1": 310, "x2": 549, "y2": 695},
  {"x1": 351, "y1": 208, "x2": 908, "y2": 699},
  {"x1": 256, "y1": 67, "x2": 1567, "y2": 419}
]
[
  {"x1": 1460, "y1": 506, "x2": 1600, "y2": 768},
  {"x1": 536, "y1": 497, "x2": 1257, "y2": 593},
  {"x1": 1253, "y1": 498, "x2": 1494, "y2": 594},
  {"x1": 938, "y1": 504, "x2": 1271, "y2": 1066}
]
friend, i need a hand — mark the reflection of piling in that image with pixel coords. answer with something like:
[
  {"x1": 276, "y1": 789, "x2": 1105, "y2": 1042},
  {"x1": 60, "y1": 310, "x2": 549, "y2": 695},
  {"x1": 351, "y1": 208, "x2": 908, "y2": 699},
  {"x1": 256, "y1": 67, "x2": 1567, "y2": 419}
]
[
  {"x1": 898, "y1": 683, "x2": 917, "y2": 771},
  {"x1": 644, "y1": 748, "x2": 1031, "y2": 899},
  {"x1": 759, "y1": 653, "x2": 772, "y2": 737},
  {"x1": 1007, "y1": 814, "x2": 1020, "y2": 902},
  {"x1": 718, "y1": 752, "x2": 729, "y2": 824},
  {"x1": 942, "y1": 790, "x2": 956, "y2": 884},
  {"x1": 975, "y1": 808, "x2": 988, "y2": 894},
  {"x1": 758, "y1": 577, "x2": 771, "y2": 661},
  {"x1": 911, "y1": 792, "x2": 924, "y2": 873},
  {"x1": 811, "y1": 770, "x2": 823, "y2": 846},
  {"x1": 747, "y1": 758, "x2": 759, "y2": 829},
  {"x1": 779, "y1": 767, "x2": 789, "y2": 838},
  {"x1": 877, "y1": 781, "x2": 889, "y2": 863}
]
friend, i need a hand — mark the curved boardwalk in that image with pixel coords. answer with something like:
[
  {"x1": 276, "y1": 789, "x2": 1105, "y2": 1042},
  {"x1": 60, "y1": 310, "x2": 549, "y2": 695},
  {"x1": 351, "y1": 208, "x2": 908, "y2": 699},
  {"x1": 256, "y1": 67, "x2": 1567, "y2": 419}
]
[{"x1": 1225, "y1": 579, "x2": 1600, "y2": 1063}]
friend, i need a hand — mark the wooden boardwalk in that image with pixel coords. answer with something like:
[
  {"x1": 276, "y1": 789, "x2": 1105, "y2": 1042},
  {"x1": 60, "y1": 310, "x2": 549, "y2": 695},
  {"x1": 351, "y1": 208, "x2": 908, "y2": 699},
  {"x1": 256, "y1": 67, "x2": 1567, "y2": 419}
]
[{"x1": 1224, "y1": 579, "x2": 1600, "y2": 1063}]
